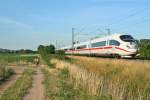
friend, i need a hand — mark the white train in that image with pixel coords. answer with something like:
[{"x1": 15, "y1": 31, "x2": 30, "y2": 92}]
[{"x1": 59, "y1": 34, "x2": 138, "y2": 58}]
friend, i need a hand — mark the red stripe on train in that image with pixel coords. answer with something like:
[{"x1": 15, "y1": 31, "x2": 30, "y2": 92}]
[
  {"x1": 115, "y1": 47, "x2": 130, "y2": 52},
  {"x1": 65, "y1": 46, "x2": 130, "y2": 53},
  {"x1": 66, "y1": 46, "x2": 110, "y2": 52}
]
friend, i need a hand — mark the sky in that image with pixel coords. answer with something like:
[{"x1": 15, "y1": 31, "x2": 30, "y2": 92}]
[{"x1": 0, "y1": 0, "x2": 150, "y2": 50}]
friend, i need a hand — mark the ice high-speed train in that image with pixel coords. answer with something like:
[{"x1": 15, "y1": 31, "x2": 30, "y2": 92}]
[{"x1": 59, "y1": 34, "x2": 138, "y2": 58}]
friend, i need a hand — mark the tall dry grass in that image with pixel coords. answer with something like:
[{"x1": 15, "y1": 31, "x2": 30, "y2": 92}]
[
  {"x1": 51, "y1": 57, "x2": 150, "y2": 100},
  {"x1": 0, "y1": 61, "x2": 15, "y2": 81}
]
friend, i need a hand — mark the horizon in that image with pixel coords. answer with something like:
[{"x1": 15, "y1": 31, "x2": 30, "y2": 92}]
[{"x1": 1, "y1": 0, "x2": 150, "y2": 50}]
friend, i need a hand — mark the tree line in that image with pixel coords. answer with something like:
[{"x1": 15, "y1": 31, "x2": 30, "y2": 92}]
[
  {"x1": 139, "y1": 39, "x2": 150, "y2": 59},
  {"x1": 0, "y1": 48, "x2": 36, "y2": 54}
]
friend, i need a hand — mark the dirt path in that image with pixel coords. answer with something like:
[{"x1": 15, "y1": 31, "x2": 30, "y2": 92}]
[
  {"x1": 0, "y1": 66, "x2": 26, "y2": 94},
  {"x1": 23, "y1": 67, "x2": 44, "y2": 100}
]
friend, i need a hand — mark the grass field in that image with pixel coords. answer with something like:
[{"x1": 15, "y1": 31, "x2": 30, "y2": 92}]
[
  {"x1": 50, "y1": 56, "x2": 150, "y2": 100},
  {"x1": 0, "y1": 53, "x2": 38, "y2": 64},
  {"x1": 0, "y1": 53, "x2": 45, "y2": 100},
  {"x1": 0, "y1": 54, "x2": 37, "y2": 83}
]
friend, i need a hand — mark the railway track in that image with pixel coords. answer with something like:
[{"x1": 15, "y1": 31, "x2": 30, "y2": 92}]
[{"x1": 67, "y1": 55, "x2": 150, "y2": 63}]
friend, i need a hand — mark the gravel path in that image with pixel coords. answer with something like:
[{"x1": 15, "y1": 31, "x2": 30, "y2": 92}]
[{"x1": 23, "y1": 68, "x2": 44, "y2": 100}]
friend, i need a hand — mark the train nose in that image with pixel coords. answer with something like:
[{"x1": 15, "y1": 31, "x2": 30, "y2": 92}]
[
  {"x1": 129, "y1": 49, "x2": 138, "y2": 53},
  {"x1": 126, "y1": 42, "x2": 138, "y2": 50},
  {"x1": 126, "y1": 44, "x2": 138, "y2": 54}
]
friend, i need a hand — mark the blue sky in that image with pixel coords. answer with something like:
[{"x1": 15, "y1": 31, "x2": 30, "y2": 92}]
[{"x1": 0, "y1": 0, "x2": 150, "y2": 50}]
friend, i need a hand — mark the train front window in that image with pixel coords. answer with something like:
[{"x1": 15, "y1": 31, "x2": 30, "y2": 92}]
[{"x1": 120, "y1": 35, "x2": 135, "y2": 42}]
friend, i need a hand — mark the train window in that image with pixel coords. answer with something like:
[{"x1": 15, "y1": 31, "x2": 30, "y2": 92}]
[
  {"x1": 77, "y1": 45, "x2": 87, "y2": 49},
  {"x1": 109, "y1": 40, "x2": 120, "y2": 46},
  {"x1": 91, "y1": 41, "x2": 106, "y2": 47},
  {"x1": 69, "y1": 48, "x2": 75, "y2": 50},
  {"x1": 120, "y1": 35, "x2": 135, "y2": 42}
]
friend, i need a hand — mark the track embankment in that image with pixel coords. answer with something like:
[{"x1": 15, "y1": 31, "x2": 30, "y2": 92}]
[{"x1": 68, "y1": 55, "x2": 150, "y2": 65}]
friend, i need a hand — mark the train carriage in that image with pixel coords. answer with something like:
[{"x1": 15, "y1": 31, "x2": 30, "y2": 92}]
[{"x1": 59, "y1": 34, "x2": 138, "y2": 58}]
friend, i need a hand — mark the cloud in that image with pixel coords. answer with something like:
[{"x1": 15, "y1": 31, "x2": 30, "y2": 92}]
[{"x1": 0, "y1": 16, "x2": 32, "y2": 29}]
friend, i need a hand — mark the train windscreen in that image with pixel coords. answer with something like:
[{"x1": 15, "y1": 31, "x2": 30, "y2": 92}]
[{"x1": 120, "y1": 35, "x2": 135, "y2": 42}]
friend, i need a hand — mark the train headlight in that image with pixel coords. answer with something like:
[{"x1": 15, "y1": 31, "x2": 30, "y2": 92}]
[{"x1": 126, "y1": 46, "x2": 130, "y2": 49}]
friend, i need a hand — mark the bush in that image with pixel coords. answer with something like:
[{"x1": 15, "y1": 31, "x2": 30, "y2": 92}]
[{"x1": 139, "y1": 39, "x2": 150, "y2": 59}]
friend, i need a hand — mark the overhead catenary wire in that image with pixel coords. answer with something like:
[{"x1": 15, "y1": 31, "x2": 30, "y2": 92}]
[
  {"x1": 116, "y1": 17, "x2": 150, "y2": 33},
  {"x1": 110, "y1": 4, "x2": 150, "y2": 28}
]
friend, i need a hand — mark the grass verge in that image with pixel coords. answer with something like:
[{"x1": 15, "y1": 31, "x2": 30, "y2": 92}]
[
  {"x1": 42, "y1": 68, "x2": 57, "y2": 100},
  {"x1": 0, "y1": 53, "x2": 38, "y2": 64},
  {"x1": 41, "y1": 54, "x2": 72, "y2": 68},
  {"x1": 51, "y1": 57, "x2": 150, "y2": 100},
  {"x1": 0, "y1": 68, "x2": 34, "y2": 100},
  {"x1": 57, "y1": 68, "x2": 102, "y2": 100},
  {"x1": 42, "y1": 66, "x2": 103, "y2": 100}
]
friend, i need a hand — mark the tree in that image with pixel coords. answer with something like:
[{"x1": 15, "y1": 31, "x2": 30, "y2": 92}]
[
  {"x1": 38, "y1": 45, "x2": 45, "y2": 56},
  {"x1": 37, "y1": 44, "x2": 55, "y2": 56},
  {"x1": 37, "y1": 44, "x2": 56, "y2": 67},
  {"x1": 49, "y1": 44, "x2": 55, "y2": 54},
  {"x1": 139, "y1": 39, "x2": 150, "y2": 59}
]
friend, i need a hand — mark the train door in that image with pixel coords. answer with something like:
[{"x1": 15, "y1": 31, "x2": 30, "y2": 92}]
[
  {"x1": 109, "y1": 40, "x2": 121, "y2": 55},
  {"x1": 89, "y1": 40, "x2": 91, "y2": 56},
  {"x1": 104, "y1": 40, "x2": 110, "y2": 55},
  {"x1": 106, "y1": 40, "x2": 115, "y2": 55}
]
